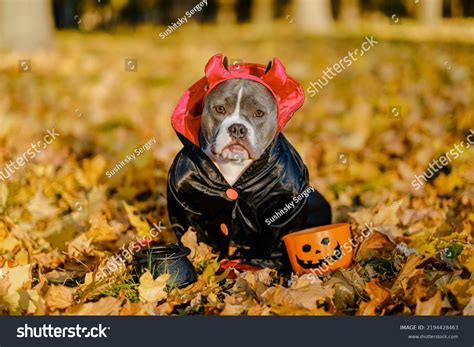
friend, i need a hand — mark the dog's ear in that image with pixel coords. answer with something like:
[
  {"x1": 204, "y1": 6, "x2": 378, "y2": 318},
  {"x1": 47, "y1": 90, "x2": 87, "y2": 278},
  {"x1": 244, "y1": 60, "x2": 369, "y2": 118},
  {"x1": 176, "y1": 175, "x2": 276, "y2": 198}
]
[
  {"x1": 264, "y1": 60, "x2": 272, "y2": 74},
  {"x1": 223, "y1": 56, "x2": 230, "y2": 71}
]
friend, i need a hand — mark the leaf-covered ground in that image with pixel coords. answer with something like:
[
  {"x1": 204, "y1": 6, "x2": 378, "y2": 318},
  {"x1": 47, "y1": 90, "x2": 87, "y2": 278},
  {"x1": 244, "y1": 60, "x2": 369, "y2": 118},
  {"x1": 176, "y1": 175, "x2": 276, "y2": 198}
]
[{"x1": 0, "y1": 26, "x2": 473, "y2": 316}]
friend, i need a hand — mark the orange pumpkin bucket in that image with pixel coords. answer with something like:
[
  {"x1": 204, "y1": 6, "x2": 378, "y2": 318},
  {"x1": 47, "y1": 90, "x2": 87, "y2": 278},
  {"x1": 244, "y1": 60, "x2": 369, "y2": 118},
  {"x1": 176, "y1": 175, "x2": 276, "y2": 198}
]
[{"x1": 282, "y1": 223, "x2": 353, "y2": 275}]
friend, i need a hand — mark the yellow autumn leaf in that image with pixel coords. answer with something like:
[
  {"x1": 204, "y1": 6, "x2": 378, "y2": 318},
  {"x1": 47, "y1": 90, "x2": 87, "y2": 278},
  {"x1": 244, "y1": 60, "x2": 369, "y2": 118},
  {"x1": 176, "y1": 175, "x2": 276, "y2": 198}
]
[
  {"x1": 407, "y1": 229, "x2": 439, "y2": 257},
  {"x1": 138, "y1": 271, "x2": 169, "y2": 304},
  {"x1": 26, "y1": 188, "x2": 59, "y2": 221},
  {"x1": 457, "y1": 246, "x2": 474, "y2": 274},
  {"x1": 0, "y1": 181, "x2": 8, "y2": 213},
  {"x1": 0, "y1": 264, "x2": 33, "y2": 312},
  {"x1": 123, "y1": 201, "x2": 150, "y2": 236},
  {"x1": 86, "y1": 212, "x2": 118, "y2": 242},
  {"x1": 434, "y1": 171, "x2": 464, "y2": 195},
  {"x1": 415, "y1": 292, "x2": 443, "y2": 315},
  {"x1": 45, "y1": 285, "x2": 74, "y2": 311},
  {"x1": 75, "y1": 155, "x2": 107, "y2": 189},
  {"x1": 446, "y1": 279, "x2": 474, "y2": 307}
]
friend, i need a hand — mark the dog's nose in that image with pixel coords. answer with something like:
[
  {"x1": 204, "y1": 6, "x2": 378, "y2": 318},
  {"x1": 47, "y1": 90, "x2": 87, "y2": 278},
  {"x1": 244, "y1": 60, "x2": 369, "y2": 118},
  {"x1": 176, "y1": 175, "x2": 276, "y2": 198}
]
[{"x1": 228, "y1": 123, "x2": 248, "y2": 139}]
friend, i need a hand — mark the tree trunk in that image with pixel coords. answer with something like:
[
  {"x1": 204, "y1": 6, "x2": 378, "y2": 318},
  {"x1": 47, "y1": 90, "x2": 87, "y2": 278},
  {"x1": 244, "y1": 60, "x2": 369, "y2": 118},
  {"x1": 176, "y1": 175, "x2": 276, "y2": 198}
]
[
  {"x1": 451, "y1": 0, "x2": 463, "y2": 17},
  {"x1": 0, "y1": 0, "x2": 54, "y2": 52},
  {"x1": 416, "y1": 0, "x2": 443, "y2": 25},
  {"x1": 294, "y1": 0, "x2": 333, "y2": 34},
  {"x1": 340, "y1": 0, "x2": 360, "y2": 26},
  {"x1": 216, "y1": 0, "x2": 237, "y2": 25},
  {"x1": 251, "y1": 0, "x2": 273, "y2": 25}
]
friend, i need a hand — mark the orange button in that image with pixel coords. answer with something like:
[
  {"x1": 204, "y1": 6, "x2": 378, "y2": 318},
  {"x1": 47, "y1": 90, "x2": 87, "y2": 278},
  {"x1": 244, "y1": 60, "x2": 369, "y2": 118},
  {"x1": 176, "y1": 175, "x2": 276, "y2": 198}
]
[
  {"x1": 226, "y1": 188, "x2": 238, "y2": 200},
  {"x1": 220, "y1": 223, "x2": 229, "y2": 236}
]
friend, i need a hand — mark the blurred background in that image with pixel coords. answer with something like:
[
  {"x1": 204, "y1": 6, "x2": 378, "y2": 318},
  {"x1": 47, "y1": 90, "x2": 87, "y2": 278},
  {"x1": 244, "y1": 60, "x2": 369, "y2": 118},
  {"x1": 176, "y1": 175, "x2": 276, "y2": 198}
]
[
  {"x1": 0, "y1": 0, "x2": 472, "y2": 251},
  {"x1": 1, "y1": 0, "x2": 474, "y2": 36}
]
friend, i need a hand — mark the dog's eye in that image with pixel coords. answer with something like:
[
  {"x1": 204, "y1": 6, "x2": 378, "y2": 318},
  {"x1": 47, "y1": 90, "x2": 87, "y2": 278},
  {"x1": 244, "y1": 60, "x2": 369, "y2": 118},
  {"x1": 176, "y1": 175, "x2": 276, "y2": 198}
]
[
  {"x1": 254, "y1": 110, "x2": 265, "y2": 117},
  {"x1": 214, "y1": 106, "x2": 226, "y2": 114}
]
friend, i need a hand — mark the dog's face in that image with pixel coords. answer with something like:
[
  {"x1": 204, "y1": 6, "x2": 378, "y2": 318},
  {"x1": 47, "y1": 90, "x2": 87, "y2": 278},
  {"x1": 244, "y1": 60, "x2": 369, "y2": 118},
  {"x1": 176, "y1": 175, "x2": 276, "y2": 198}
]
[{"x1": 201, "y1": 79, "x2": 277, "y2": 161}]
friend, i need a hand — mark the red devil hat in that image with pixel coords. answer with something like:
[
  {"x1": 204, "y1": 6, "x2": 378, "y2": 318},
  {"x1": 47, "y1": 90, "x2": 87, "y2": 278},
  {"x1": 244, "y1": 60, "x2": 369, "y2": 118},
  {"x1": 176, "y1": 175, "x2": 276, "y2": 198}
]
[{"x1": 171, "y1": 53, "x2": 305, "y2": 146}]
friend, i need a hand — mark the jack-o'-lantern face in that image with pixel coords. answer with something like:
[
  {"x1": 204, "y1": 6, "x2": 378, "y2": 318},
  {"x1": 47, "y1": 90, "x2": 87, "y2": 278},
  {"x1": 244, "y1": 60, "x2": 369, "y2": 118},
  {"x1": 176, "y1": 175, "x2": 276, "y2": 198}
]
[
  {"x1": 296, "y1": 236, "x2": 342, "y2": 270},
  {"x1": 282, "y1": 223, "x2": 353, "y2": 274}
]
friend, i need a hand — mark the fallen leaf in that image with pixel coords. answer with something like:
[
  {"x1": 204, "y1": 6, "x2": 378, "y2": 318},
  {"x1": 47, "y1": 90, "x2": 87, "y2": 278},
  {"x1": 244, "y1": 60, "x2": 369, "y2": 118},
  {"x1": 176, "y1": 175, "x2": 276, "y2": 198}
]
[
  {"x1": 66, "y1": 296, "x2": 122, "y2": 315},
  {"x1": 45, "y1": 285, "x2": 74, "y2": 311},
  {"x1": 262, "y1": 276, "x2": 332, "y2": 311},
  {"x1": 355, "y1": 231, "x2": 394, "y2": 261},
  {"x1": 446, "y1": 279, "x2": 474, "y2": 307},
  {"x1": 87, "y1": 212, "x2": 118, "y2": 242},
  {"x1": 123, "y1": 201, "x2": 150, "y2": 236},
  {"x1": 415, "y1": 292, "x2": 443, "y2": 315},
  {"x1": 26, "y1": 188, "x2": 59, "y2": 221},
  {"x1": 181, "y1": 228, "x2": 213, "y2": 264},
  {"x1": 357, "y1": 279, "x2": 391, "y2": 316},
  {"x1": 392, "y1": 254, "x2": 424, "y2": 294},
  {"x1": 138, "y1": 271, "x2": 169, "y2": 304},
  {"x1": 463, "y1": 298, "x2": 474, "y2": 316}
]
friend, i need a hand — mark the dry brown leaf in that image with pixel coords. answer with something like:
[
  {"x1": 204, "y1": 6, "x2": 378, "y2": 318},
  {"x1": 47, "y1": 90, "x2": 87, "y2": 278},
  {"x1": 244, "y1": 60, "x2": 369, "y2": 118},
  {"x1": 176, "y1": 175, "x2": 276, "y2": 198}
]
[
  {"x1": 246, "y1": 304, "x2": 272, "y2": 316},
  {"x1": 355, "y1": 231, "x2": 394, "y2": 261},
  {"x1": 392, "y1": 254, "x2": 424, "y2": 294},
  {"x1": 405, "y1": 273, "x2": 429, "y2": 304},
  {"x1": 123, "y1": 201, "x2": 151, "y2": 236},
  {"x1": 0, "y1": 235, "x2": 21, "y2": 253},
  {"x1": 220, "y1": 297, "x2": 248, "y2": 315},
  {"x1": 45, "y1": 285, "x2": 74, "y2": 311},
  {"x1": 262, "y1": 276, "x2": 332, "y2": 311},
  {"x1": 34, "y1": 250, "x2": 66, "y2": 270},
  {"x1": 0, "y1": 182, "x2": 8, "y2": 213},
  {"x1": 181, "y1": 228, "x2": 213, "y2": 263},
  {"x1": 75, "y1": 155, "x2": 107, "y2": 189},
  {"x1": 0, "y1": 271, "x2": 10, "y2": 296},
  {"x1": 138, "y1": 271, "x2": 169, "y2": 304},
  {"x1": 457, "y1": 246, "x2": 474, "y2": 274},
  {"x1": 120, "y1": 300, "x2": 150, "y2": 315},
  {"x1": 155, "y1": 302, "x2": 175, "y2": 315},
  {"x1": 357, "y1": 279, "x2": 391, "y2": 316},
  {"x1": 446, "y1": 279, "x2": 474, "y2": 307},
  {"x1": 349, "y1": 203, "x2": 402, "y2": 242},
  {"x1": 67, "y1": 233, "x2": 94, "y2": 260},
  {"x1": 463, "y1": 298, "x2": 474, "y2": 316},
  {"x1": 87, "y1": 212, "x2": 118, "y2": 242},
  {"x1": 234, "y1": 268, "x2": 275, "y2": 297},
  {"x1": 270, "y1": 304, "x2": 330, "y2": 316},
  {"x1": 14, "y1": 249, "x2": 29, "y2": 265},
  {"x1": 26, "y1": 188, "x2": 59, "y2": 221},
  {"x1": 66, "y1": 296, "x2": 122, "y2": 315},
  {"x1": 415, "y1": 292, "x2": 443, "y2": 315},
  {"x1": 0, "y1": 264, "x2": 34, "y2": 312}
]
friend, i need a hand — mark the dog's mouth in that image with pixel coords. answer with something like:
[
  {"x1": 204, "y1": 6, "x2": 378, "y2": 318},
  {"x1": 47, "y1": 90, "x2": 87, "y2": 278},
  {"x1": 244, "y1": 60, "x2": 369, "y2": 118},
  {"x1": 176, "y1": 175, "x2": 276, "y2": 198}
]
[{"x1": 218, "y1": 142, "x2": 252, "y2": 161}]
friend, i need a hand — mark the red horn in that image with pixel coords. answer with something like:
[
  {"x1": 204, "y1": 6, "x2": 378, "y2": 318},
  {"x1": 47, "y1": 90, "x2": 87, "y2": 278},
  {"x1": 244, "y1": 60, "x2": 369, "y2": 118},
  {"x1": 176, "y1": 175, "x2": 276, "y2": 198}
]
[
  {"x1": 261, "y1": 57, "x2": 287, "y2": 90},
  {"x1": 204, "y1": 53, "x2": 230, "y2": 85}
]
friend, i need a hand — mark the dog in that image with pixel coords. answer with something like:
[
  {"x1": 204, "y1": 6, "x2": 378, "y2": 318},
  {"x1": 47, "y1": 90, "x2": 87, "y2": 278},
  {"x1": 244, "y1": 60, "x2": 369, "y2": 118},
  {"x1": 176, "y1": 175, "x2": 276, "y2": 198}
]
[
  {"x1": 167, "y1": 54, "x2": 331, "y2": 269},
  {"x1": 200, "y1": 77, "x2": 277, "y2": 185}
]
